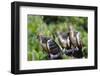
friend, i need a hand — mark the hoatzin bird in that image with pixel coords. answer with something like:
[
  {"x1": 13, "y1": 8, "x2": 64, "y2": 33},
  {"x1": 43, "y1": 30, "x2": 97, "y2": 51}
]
[
  {"x1": 68, "y1": 25, "x2": 77, "y2": 48},
  {"x1": 57, "y1": 32, "x2": 71, "y2": 49},
  {"x1": 65, "y1": 25, "x2": 83, "y2": 58},
  {"x1": 37, "y1": 34, "x2": 50, "y2": 53},
  {"x1": 68, "y1": 25, "x2": 82, "y2": 49},
  {"x1": 38, "y1": 35, "x2": 62, "y2": 59},
  {"x1": 47, "y1": 39, "x2": 62, "y2": 59}
]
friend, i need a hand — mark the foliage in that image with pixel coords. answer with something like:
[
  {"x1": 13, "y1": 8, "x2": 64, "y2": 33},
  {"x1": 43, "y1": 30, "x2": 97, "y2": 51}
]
[{"x1": 28, "y1": 15, "x2": 88, "y2": 61}]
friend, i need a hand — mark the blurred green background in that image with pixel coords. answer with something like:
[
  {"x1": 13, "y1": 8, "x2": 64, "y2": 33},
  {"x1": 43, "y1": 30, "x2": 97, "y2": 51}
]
[{"x1": 28, "y1": 15, "x2": 88, "y2": 61}]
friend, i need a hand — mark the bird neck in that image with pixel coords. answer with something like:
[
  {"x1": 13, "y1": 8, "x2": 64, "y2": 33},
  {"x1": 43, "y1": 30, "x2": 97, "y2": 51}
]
[{"x1": 70, "y1": 30, "x2": 75, "y2": 37}]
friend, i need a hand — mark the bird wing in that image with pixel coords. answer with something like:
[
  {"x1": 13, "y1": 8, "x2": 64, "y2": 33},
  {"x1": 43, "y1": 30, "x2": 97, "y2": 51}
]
[
  {"x1": 47, "y1": 39, "x2": 61, "y2": 55},
  {"x1": 75, "y1": 32, "x2": 82, "y2": 48}
]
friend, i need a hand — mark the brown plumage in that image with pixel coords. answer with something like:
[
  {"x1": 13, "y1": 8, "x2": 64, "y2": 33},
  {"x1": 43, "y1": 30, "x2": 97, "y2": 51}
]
[
  {"x1": 68, "y1": 25, "x2": 78, "y2": 48},
  {"x1": 57, "y1": 32, "x2": 71, "y2": 49},
  {"x1": 64, "y1": 32, "x2": 83, "y2": 58},
  {"x1": 37, "y1": 35, "x2": 50, "y2": 53},
  {"x1": 76, "y1": 32, "x2": 83, "y2": 49},
  {"x1": 67, "y1": 25, "x2": 83, "y2": 58}
]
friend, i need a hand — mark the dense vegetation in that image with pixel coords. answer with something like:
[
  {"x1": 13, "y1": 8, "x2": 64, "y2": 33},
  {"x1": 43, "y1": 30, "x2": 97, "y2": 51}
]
[{"x1": 28, "y1": 15, "x2": 88, "y2": 61}]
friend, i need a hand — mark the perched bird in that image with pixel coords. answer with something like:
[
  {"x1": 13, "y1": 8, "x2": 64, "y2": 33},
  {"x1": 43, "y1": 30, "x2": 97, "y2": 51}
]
[
  {"x1": 47, "y1": 39, "x2": 62, "y2": 59},
  {"x1": 68, "y1": 25, "x2": 83, "y2": 48},
  {"x1": 37, "y1": 34, "x2": 51, "y2": 53},
  {"x1": 68, "y1": 25, "x2": 78, "y2": 48},
  {"x1": 57, "y1": 32, "x2": 71, "y2": 49},
  {"x1": 65, "y1": 25, "x2": 83, "y2": 58},
  {"x1": 76, "y1": 32, "x2": 83, "y2": 49},
  {"x1": 73, "y1": 32, "x2": 83, "y2": 58}
]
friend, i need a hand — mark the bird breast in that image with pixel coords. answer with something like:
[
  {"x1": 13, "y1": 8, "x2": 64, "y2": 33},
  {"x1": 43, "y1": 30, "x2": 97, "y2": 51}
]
[
  {"x1": 58, "y1": 35, "x2": 68, "y2": 48},
  {"x1": 66, "y1": 37, "x2": 70, "y2": 47},
  {"x1": 59, "y1": 36, "x2": 67, "y2": 44}
]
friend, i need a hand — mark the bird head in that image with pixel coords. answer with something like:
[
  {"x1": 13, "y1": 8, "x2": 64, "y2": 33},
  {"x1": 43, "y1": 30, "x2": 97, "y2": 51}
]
[
  {"x1": 37, "y1": 33, "x2": 44, "y2": 41},
  {"x1": 68, "y1": 25, "x2": 74, "y2": 32}
]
